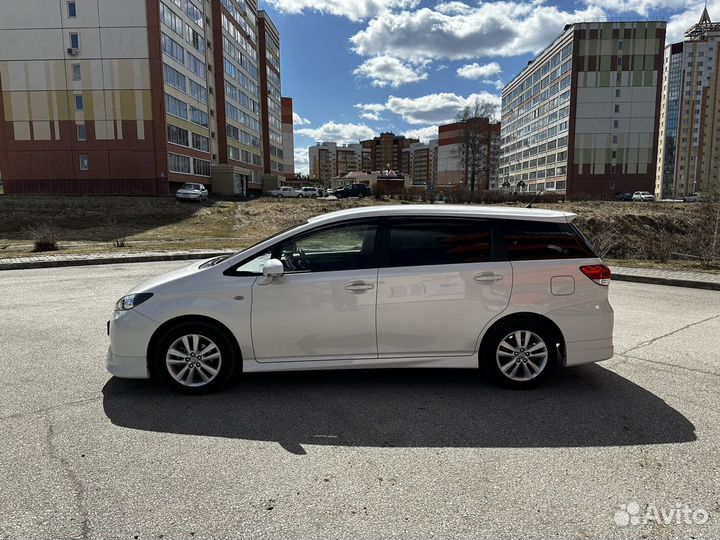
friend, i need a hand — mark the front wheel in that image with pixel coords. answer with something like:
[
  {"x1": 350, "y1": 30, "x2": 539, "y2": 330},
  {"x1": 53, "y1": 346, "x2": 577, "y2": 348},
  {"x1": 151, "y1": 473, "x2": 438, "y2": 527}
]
[
  {"x1": 154, "y1": 322, "x2": 236, "y2": 394},
  {"x1": 481, "y1": 318, "x2": 557, "y2": 389},
  {"x1": 297, "y1": 194, "x2": 304, "y2": 198}
]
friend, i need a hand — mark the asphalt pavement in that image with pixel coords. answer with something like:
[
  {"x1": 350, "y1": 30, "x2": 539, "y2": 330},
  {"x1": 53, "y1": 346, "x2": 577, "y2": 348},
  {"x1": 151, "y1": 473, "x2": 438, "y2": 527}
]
[{"x1": 1, "y1": 261, "x2": 719, "y2": 539}]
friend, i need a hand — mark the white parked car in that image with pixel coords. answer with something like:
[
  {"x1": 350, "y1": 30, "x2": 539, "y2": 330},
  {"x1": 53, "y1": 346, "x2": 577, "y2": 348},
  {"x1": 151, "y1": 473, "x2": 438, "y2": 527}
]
[
  {"x1": 269, "y1": 186, "x2": 300, "y2": 198},
  {"x1": 107, "y1": 205, "x2": 614, "y2": 393},
  {"x1": 299, "y1": 186, "x2": 321, "y2": 198},
  {"x1": 632, "y1": 191, "x2": 655, "y2": 202},
  {"x1": 175, "y1": 183, "x2": 208, "y2": 202}
]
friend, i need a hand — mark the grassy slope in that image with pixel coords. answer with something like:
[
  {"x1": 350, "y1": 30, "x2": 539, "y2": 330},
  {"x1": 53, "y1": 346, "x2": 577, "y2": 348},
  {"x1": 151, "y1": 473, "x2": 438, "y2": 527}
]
[{"x1": 0, "y1": 196, "x2": 716, "y2": 272}]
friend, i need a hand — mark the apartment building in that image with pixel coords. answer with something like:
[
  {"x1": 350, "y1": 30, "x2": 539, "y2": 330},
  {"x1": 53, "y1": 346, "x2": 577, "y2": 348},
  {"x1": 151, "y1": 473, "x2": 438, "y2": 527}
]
[
  {"x1": 500, "y1": 21, "x2": 666, "y2": 197},
  {"x1": 360, "y1": 133, "x2": 418, "y2": 173},
  {"x1": 656, "y1": 9, "x2": 720, "y2": 198},
  {"x1": 308, "y1": 141, "x2": 364, "y2": 183},
  {"x1": 409, "y1": 142, "x2": 432, "y2": 186},
  {"x1": 280, "y1": 96, "x2": 294, "y2": 179},
  {"x1": 437, "y1": 119, "x2": 500, "y2": 190},
  {"x1": 0, "y1": 0, "x2": 284, "y2": 195}
]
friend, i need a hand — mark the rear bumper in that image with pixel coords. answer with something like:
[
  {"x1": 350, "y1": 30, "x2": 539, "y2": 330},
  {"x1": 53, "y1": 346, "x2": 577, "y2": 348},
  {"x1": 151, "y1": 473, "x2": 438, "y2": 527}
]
[{"x1": 564, "y1": 337, "x2": 614, "y2": 367}]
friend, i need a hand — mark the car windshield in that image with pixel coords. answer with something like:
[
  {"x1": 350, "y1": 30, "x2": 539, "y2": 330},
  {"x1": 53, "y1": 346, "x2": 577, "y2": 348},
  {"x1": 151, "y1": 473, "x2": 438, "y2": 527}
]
[{"x1": 181, "y1": 183, "x2": 199, "y2": 190}]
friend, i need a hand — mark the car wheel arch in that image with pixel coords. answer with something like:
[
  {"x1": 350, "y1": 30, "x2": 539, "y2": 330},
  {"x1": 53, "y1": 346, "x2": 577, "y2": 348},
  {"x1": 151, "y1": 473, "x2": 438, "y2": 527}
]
[
  {"x1": 146, "y1": 315, "x2": 243, "y2": 377},
  {"x1": 477, "y1": 312, "x2": 566, "y2": 366}
]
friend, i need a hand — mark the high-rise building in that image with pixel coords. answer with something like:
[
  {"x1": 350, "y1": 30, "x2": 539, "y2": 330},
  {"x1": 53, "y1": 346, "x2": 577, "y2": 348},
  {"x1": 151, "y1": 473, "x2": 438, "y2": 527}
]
[
  {"x1": 500, "y1": 21, "x2": 666, "y2": 197},
  {"x1": 409, "y1": 142, "x2": 432, "y2": 186},
  {"x1": 437, "y1": 119, "x2": 500, "y2": 190},
  {"x1": 280, "y1": 96, "x2": 295, "y2": 179},
  {"x1": 360, "y1": 133, "x2": 418, "y2": 173},
  {"x1": 308, "y1": 141, "x2": 363, "y2": 183},
  {"x1": 656, "y1": 9, "x2": 720, "y2": 198},
  {"x1": 0, "y1": 0, "x2": 283, "y2": 195}
]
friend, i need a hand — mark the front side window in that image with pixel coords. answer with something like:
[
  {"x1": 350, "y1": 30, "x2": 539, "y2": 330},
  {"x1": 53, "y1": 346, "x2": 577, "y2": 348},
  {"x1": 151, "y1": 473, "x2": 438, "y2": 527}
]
[
  {"x1": 235, "y1": 251, "x2": 272, "y2": 275},
  {"x1": 388, "y1": 219, "x2": 492, "y2": 267},
  {"x1": 499, "y1": 220, "x2": 596, "y2": 260},
  {"x1": 278, "y1": 222, "x2": 378, "y2": 273}
]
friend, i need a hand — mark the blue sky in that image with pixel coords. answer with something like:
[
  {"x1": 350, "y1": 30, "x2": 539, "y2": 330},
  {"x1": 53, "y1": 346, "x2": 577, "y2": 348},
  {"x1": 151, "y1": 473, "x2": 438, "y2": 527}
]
[{"x1": 259, "y1": 0, "x2": 719, "y2": 174}]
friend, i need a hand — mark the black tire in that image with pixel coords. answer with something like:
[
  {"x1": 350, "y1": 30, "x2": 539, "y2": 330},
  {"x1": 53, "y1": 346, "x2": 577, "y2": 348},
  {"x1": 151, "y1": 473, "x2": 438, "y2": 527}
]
[
  {"x1": 154, "y1": 321, "x2": 236, "y2": 394},
  {"x1": 481, "y1": 317, "x2": 557, "y2": 389},
  {"x1": 298, "y1": 194, "x2": 304, "y2": 198}
]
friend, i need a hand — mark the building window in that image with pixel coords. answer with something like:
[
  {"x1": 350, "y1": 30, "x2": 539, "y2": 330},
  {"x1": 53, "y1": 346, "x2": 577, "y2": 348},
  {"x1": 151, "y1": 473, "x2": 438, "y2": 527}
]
[
  {"x1": 75, "y1": 95, "x2": 84, "y2": 111},
  {"x1": 615, "y1": 88, "x2": 620, "y2": 98},
  {"x1": 168, "y1": 153, "x2": 191, "y2": 174},
  {"x1": 614, "y1": 104, "x2": 620, "y2": 113},
  {"x1": 67, "y1": 1, "x2": 76, "y2": 17},
  {"x1": 193, "y1": 158, "x2": 211, "y2": 176},
  {"x1": 613, "y1": 120, "x2": 619, "y2": 128},
  {"x1": 76, "y1": 124, "x2": 86, "y2": 141},
  {"x1": 69, "y1": 32, "x2": 80, "y2": 49},
  {"x1": 79, "y1": 155, "x2": 89, "y2": 171},
  {"x1": 71, "y1": 64, "x2": 81, "y2": 81},
  {"x1": 167, "y1": 124, "x2": 189, "y2": 146},
  {"x1": 191, "y1": 132, "x2": 210, "y2": 152}
]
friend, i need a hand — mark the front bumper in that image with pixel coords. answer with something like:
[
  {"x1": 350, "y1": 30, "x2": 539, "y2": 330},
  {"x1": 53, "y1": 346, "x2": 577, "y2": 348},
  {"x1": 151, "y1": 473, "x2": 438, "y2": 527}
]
[
  {"x1": 107, "y1": 308, "x2": 159, "y2": 379},
  {"x1": 176, "y1": 192, "x2": 201, "y2": 199},
  {"x1": 106, "y1": 347, "x2": 150, "y2": 379}
]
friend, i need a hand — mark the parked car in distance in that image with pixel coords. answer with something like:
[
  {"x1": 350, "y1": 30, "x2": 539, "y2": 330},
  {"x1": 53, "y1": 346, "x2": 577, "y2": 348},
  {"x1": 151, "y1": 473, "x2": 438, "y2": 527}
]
[
  {"x1": 269, "y1": 186, "x2": 300, "y2": 198},
  {"x1": 632, "y1": 191, "x2": 655, "y2": 202},
  {"x1": 299, "y1": 186, "x2": 321, "y2": 198},
  {"x1": 335, "y1": 183, "x2": 373, "y2": 198},
  {"x1": 175, "y1": 183, "x2": 208, "y2": 202},
  {"x1": 108, "y1": 204, "x2": 614, "y2": 394},
  {"x1": 615, "y1": 192, "x2": 633, "y2": 202},
  {"x1": 683, "y1": 193, "x2": 703, "y2": 203}
]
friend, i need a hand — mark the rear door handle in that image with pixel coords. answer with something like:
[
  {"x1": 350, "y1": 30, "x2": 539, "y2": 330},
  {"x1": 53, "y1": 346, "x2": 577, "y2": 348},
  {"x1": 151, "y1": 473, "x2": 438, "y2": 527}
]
[
  {"x1": 344, "y1": 281, "x2": 375, "y2": 293},
  {"x1": 474, "y1": 272, "x2": 504, "y2": 283}
]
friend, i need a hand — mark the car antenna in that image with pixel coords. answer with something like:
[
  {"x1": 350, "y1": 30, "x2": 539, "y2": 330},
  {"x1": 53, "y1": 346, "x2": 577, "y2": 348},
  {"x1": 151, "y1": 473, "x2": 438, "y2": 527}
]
[{"x1": 526, "y1": 188, "x2": 544, "y2": 208}]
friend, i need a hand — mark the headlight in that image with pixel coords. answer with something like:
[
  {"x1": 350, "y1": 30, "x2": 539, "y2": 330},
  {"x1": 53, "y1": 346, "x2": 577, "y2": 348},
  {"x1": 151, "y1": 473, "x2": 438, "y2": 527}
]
[{"x1": 115, "y1": 293, "x2": 153, "y2": 311}]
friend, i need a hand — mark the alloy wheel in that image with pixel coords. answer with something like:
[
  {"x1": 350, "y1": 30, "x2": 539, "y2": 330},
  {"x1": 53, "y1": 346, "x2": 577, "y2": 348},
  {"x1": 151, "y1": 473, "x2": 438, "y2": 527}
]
[
  {"x1": 166, "y1": 334, "x2": 223, "y2": 388},
  {"x1": 495, "y1": 330, "x2": 548, "y2": 382}
]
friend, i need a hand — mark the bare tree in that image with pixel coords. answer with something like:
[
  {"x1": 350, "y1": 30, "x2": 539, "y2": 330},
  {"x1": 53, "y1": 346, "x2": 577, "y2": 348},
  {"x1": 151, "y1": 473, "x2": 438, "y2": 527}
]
[
  {"x1": 691, "y1": 186, "x2": 720, "y2": 267},
  {"x1": 452, "y1": 98, "x2": 498, "y2": 193}
]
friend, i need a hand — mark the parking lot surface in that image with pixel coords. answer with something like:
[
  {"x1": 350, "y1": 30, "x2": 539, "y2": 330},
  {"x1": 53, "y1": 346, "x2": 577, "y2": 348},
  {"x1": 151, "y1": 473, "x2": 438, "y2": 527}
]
[{"x1": 1, "y1": 261, "x2": 719, "y2": 539}]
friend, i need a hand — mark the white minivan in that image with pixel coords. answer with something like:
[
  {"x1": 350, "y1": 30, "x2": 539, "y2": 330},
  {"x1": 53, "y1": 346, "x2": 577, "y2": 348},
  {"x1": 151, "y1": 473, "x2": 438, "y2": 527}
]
[{"x1": 107, "y1": 205, "x2": 614, "y2": 393}]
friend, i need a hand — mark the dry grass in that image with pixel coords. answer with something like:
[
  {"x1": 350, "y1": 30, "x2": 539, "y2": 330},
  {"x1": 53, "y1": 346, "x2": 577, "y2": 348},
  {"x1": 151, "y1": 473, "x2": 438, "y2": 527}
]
[{"x1": 0, "y1": 195, "x2": 717, "y2": 273}]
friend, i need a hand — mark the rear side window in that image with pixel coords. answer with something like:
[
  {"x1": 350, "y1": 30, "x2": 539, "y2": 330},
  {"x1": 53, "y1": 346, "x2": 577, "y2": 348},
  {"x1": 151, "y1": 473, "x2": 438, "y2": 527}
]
[
  {"x1": 388, "y1": 219, "x2": 491, "y2": 267},
  {"x1": 498, "y1": 219, "x2": 596, "y2": 260}
]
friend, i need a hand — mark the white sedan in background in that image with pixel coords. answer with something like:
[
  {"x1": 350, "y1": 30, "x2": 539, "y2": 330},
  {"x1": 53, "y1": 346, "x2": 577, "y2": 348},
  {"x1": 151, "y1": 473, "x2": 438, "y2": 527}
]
[
  {"x1": 632, "y1": 191, "x2": 655, "y2": 202},
  {"x1": 176, "y1": 183, "x2": 208, "y2": 202}
]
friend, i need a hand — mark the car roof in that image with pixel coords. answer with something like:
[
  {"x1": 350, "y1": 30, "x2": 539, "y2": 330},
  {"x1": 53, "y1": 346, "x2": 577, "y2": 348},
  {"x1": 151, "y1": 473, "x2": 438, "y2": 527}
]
[{"x1": 307, "y1": 204, "x2": 576, "y2": 224}]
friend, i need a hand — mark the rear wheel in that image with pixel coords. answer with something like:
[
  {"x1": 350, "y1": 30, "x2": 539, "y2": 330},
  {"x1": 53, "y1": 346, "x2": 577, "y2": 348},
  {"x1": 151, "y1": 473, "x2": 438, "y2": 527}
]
[
  {"x1": 481, "y1": 318, "x2": 557, "y2": 389},
  {"x1": 155, "y1": 322, "x2": 236, "y2": 394},
  {"x1": 298, "y1": 194, "x2": 304, "y2": 198}
]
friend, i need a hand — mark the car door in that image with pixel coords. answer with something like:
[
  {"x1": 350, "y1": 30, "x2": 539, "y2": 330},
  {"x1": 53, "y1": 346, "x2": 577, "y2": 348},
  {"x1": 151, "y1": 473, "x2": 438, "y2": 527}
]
[
  {"x1": 251, "y1": 219, "x2": 381, "y2": 362},
  {"x1": 376, "y1": 218, "x2": 512, "y2": 358}
]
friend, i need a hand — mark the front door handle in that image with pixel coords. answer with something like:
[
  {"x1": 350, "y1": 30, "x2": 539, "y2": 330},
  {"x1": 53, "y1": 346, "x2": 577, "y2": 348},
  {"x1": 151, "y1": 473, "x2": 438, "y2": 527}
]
[
  {"x1": 474, "y1": 272, "x2": 504, "y2": 283},
  {"x1": 344, "y1": 281, "x2": 375, "y2": 293}
]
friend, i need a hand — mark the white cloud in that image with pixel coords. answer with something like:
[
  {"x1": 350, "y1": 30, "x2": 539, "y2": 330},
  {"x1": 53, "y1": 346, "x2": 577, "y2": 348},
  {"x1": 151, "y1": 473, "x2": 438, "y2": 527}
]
[
  {"x1": 350, "y1": 2, "x2": 606, "y2": 60},
  {"x1": 666, "y1": 2, "x2": 720, "y2": 43},
  {"x1": 436, "y1": 64, "x2": 449, "y2": 71},
  {"x1": 294, "y1": 147, "x2": 310, "y2": 175},
  {"x1": 482, "y1": 79, "x2": 505, "y2": 91},
  {"x1": 403, "y1": 125, "x2": 439, "y2": 143},
  {"x1": 296, "y1": 121, "x2": 378, "y2": 145},
  {"x1": 353, "y1": 55, "x2": 429, "y2": 87},
  {"x1": 456, "y1": 61, "x2": 502, "y2": 80},
  {"x1": 356, "y1": 92, "x2": 501, "y2": 125},
  {"x1": 360, "y1": 111, "x2": 384, "y2": 121},
  {"x1": 435, "y1": 1, "x2": 473, "y2": 14},
  {"x1": 292, "y1": 112, "x2": 311, "y2": 125},
  {"x1": 263, "y1": 0, "x2": 420, "y2": 21},
  {"x1": 583, "y1": 0, "x2": 694, "y2": 17}
]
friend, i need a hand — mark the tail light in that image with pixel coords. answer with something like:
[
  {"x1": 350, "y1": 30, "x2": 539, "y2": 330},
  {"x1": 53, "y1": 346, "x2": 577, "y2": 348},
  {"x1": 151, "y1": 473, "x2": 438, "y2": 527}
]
[{"x1": 580, "y1": 264, "x2": 611, "y2": 286}]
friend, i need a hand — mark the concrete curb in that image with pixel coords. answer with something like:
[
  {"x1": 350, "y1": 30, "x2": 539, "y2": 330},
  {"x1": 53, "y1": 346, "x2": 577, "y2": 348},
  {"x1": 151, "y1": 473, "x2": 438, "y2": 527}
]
[
  {"x1": 610, "y1": 272, "x2": 720, "y2": 291},
  {"x1": 0, "y1": 251, "x2": 233, "y2": 271},
  {"x1": 2, "y1": 254, "x2": 719, "y2": 291}
]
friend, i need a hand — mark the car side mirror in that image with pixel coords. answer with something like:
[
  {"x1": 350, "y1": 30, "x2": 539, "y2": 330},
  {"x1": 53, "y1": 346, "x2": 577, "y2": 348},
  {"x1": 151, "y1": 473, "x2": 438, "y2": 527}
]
[{"x1": 261, "y1": 258, "x2": 284, "y2": 280}]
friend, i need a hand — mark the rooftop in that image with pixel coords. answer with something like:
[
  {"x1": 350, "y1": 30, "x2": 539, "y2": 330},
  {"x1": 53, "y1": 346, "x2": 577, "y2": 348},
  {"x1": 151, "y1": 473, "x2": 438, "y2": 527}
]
[{"x1": 308, "y1": 204, "x2": 577, "y2": 224}]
